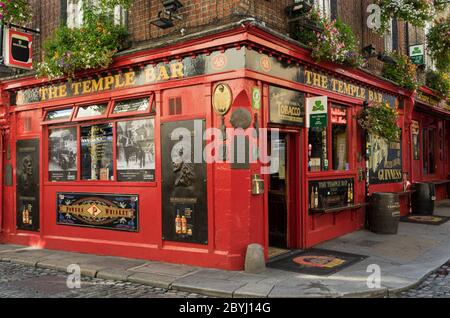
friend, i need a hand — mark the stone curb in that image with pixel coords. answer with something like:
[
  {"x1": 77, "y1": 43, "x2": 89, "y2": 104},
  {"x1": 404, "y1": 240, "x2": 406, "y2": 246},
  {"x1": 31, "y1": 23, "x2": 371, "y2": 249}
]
[{"x1": 0, "y1": 247, "x2": 448, "y2": 298}]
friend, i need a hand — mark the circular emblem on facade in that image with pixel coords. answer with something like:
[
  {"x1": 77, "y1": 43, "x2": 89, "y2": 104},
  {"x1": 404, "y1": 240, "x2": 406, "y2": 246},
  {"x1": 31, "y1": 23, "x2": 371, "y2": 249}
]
[
  {"x1": 212, "y1": 83, "x2": 233, "y2": 116},
  {"x1": 230, "y1": 108, "x2": 252, "y2": 129},
  {"x1": 211, "y1": 53, "x2": 228, "y2": 71},
  {"x1": 292, "y1": 255, "x2": 346, "y2": 269},
  {"x1": 260, "y1": 56, "x2": 272, "y2": 72}
]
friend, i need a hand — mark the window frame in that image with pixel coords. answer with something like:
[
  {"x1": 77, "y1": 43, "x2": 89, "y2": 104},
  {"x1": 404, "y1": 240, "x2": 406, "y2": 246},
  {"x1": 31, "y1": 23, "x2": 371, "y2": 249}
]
[
  {"x1": 307, "y1": 100, "x2": 351, "y2": 174},
  {"x1": 73, "y1": 100, "x2": 112, "y2": 122},
  {"x1": 43, "y1": 93, "x2": 157, "y2": 186},
  {"x1": 43, "y1": 106, "x2": 75, "y2": 125}
]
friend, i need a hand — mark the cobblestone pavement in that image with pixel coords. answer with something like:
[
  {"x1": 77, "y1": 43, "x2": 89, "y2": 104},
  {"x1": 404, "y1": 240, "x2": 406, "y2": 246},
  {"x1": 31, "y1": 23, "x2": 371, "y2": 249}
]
[
  {"x1": 0, "y1": 261, "x2": 207, "y2": 298},
  {"x1": 399, "y1": 261, "x2": 450, "y2": 298}
]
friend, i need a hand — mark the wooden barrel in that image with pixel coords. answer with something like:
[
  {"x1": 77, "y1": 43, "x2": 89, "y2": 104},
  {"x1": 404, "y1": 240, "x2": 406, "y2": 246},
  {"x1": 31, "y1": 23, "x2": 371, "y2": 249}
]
[
  {"x1": 411, "y1": 182, "x2": 435, "y2": 215},
  {"x1": 369, "y1": 193, "x2": 400, "y2": 234}
]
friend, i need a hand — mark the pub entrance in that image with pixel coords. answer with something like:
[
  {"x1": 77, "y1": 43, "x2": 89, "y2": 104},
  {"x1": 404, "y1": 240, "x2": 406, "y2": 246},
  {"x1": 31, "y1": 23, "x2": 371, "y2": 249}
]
[{"x1": 268, "y1": 131, "x2": 300, "y2": 254}]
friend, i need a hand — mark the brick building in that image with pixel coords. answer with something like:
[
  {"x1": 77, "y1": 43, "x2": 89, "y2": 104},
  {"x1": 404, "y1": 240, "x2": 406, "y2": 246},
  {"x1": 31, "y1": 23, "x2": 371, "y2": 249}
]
[{"x1": 0, "y1": 1, "x2": 448, "y2": 270}]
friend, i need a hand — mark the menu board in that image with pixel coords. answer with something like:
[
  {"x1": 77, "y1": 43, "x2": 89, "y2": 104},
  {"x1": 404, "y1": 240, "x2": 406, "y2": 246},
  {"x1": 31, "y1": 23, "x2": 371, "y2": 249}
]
[{"x1": 309, "y1": 178, "x2": 354, "y2": 211}]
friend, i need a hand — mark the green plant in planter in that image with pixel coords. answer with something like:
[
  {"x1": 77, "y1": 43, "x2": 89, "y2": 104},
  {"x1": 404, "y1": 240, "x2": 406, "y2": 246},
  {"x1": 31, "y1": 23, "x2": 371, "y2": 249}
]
[
  {"x1": 357, "y1": 102, "x2": 401, "y2": 142},
  {"x1": 0, "y1": 0, "x2": 32, "y2": 25},
  {"x1": 426, "y1": 70, "x2": 450, "y2": 99},
  {"x1": 375, "y1": 0, "x2": 440, "y2": 34},
  {"x1": 36, "y1": 0, "x2": 132, "y2": 79},
  {"x1": 382, "y1": 51, "x2": 419, "y2": 91},
  {"x1": 427, "y1": 16, "x2": 450, "y2": 73},
  {"x1": 294, "y1": 9, "x2": 365, "y2": 67}
]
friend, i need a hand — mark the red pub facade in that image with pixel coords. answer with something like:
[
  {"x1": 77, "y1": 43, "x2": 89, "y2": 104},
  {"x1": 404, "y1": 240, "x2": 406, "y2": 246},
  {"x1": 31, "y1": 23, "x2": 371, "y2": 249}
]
[{"x1": 0, "y1": 23, "x2": 448, "y2": 270}]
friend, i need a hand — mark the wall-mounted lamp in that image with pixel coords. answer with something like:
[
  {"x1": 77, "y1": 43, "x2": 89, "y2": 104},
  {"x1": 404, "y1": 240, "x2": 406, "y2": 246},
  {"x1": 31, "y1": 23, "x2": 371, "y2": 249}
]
[
  {"x1": 150, "y1": 0, "x2": 183, "y2": 29},
  {"x1": 362, "y1": 44, "x2": 377, "y2": 58},
  {"x1": 377, "y1": 52, "x2": 396, "y2": 65}
]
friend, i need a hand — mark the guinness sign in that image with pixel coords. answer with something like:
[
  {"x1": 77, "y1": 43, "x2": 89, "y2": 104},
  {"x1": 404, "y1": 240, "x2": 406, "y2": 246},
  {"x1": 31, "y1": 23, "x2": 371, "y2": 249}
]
[{"x1": 3, "y1": 27, "x2": 33, "y2": 70}]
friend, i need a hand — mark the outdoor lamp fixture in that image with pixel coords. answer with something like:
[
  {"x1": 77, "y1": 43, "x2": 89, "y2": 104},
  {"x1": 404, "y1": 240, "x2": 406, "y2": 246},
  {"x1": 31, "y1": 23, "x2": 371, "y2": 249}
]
[
  {"x1": 377, "y1": 52, "x2": 396, "y2": 65},
  {"x1": 150, "y1": 0, "x2": 183, "y2": 29},
  {"x1": 285, "y1": 0, "x2": 314, "y2": 18},
  {"x1": 362, "y1": 44, "x2": 377, "y2": 58}
]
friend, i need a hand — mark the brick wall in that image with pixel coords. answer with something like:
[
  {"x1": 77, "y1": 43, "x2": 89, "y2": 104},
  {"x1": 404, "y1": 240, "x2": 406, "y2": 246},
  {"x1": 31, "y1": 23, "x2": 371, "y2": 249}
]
[{"x1": 14, "y1": 0, "x2": 411, "y2": 76}]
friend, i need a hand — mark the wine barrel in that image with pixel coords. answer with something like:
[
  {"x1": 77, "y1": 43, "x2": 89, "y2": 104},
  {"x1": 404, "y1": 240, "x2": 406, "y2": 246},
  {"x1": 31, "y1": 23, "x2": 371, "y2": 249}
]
[
  {"x1": 369, "y1": 193, "x2": 400, "y2": 234},
  {"x1": 411, "y1": 182, "x2": 435, "y2": 215}
]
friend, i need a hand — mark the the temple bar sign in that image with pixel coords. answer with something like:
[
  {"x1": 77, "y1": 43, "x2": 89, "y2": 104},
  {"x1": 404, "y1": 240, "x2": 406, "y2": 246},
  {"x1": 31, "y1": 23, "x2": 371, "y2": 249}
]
[{"x1": 3, "y1": 27, "x2": 33, "y2": 70}]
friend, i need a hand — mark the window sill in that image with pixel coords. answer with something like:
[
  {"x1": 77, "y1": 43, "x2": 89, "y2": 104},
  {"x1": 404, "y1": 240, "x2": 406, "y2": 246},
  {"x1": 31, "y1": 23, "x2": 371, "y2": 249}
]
[{"x1": 309, "y1": 203, "x2": 366, "y2": 215}]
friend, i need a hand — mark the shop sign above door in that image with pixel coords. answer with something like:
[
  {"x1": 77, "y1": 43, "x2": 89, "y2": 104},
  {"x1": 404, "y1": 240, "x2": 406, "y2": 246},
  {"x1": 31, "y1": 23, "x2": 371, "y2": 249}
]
[
  {"x1": 306, "y1": 96, "x2": 328, "y2": 128},
  {"x1": 409, "y1": 44, "x2": 424, "y2": 65},
  {"x1": 269, "y1": 86, "x2": 305, "y2": 126},
  {"x1": 11, "y1": 48, "x2": 246, "y2": 106}
]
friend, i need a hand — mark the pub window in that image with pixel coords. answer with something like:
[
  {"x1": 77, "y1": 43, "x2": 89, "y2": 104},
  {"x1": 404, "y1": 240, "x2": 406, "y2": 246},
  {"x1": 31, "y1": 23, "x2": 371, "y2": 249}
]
[
  {"x1": 331, "y1": 106, "x2": 348, "y2": 171},
  {"x1": 49, "y1": 127, "x2": 78, "y2": 182},
  {"x1": 44, "y1": 108, "x2": 73, "y2": 122},
  {"x1": 308, "y1": 127, "x2": 327, "y2": 171},
  {"x1": 76, "y1": 103, "x2": 108, "y2": 119},
  {"x1": 112, "y1": 97, "x2": 150, "y2": 115},
  {"x1": 81, "y1": 123, "x2": 114, "y2": 181},
  {"x1": 116, "y1": 119, "x2": 155, "y2": 182}
]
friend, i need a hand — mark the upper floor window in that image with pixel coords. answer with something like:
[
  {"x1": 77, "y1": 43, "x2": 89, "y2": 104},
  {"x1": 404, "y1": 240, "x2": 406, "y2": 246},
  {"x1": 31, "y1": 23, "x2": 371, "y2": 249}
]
[
  {"x1": 384, "y1": 18, "x2": 399, "y2": 52},
  {"x1": 314, "y1": 0, "x2": 331, "y2": 20},
  {"x1": 424, "y1": 22, "x2": 435, "y2": 70},
  {"x1": 65, "y1": 0, "x2": 127, "y2": 29}
]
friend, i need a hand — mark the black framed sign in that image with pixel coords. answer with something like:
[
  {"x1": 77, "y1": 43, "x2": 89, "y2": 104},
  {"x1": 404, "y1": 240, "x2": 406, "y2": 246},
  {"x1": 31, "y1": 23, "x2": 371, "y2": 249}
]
[
  {"x1": 16, "y1": 139, "x2": 40, "y2": 231},
  {"x1": 269, "y1": 86, "x2": 305, "y2": 126},
  {"x1": 57, "y1": 192, "x2": 138, "y2": 232},
  {"x1": 368, "y1": 134, "x2": 403, "y2": 184},
  {"x1": 161, "y1": 120, "x2": 208, "y2": 244},
  {"x1": 309, "y1": 178, "x2": 354, "y2": 211}
]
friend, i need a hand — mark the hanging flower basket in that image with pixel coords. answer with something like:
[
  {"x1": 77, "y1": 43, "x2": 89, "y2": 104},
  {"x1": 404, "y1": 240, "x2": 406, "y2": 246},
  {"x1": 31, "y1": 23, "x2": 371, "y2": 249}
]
[
  {"x1": 426, "y1": 70, "x2": 450, "y2": 99},
  {"x1": 427, "y1": 16, "x2": 450, "y2": 73},
  {"x1": 36, "y1": 0, "x2": 132, "y2": 79},
  {"x1": 382, "y1": 51, "x2": 419, "y2": 91},
  {"x1": 294, "y1": 9, "x2": 365, "y2": 68},
  {"x1": 357, "y1": 102, "x2": 401, "y2": 142},
  {"x1": 0, "y1": 0, "x2": 32, "y2": 25},
  {"x1": 375, "y1": 0, "x2": 438, "y2": 34}
]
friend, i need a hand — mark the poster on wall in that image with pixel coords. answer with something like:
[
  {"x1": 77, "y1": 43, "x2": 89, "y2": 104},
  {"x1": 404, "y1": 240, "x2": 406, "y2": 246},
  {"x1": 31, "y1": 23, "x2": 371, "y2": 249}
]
[
  {"x1": 116, "y1": 119, "x2": 155, "y2": 182},
  {"x1": 161, "y1": 120, "x2": 208, "y2": 244},
  {"x1": 56, "y1": 193, "x2": 138, "y2": 232},
  {"x1": 16, "y1": 139, "x2": 40, "y2": 231},
  {"x1": 368, "y1": 134, "x2": 403, "y2": 184},
  {"x1": 411, "y1": 121, "x2": 420, "y2": 160},
  {"x1": 48, "y1": 127, "x2": 77, "y2": 181}
]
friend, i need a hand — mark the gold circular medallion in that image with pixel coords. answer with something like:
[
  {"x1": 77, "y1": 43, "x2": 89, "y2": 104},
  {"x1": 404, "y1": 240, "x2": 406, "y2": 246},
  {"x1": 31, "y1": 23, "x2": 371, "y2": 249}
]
[{"x1": 212, "y1": 83, "x2": 232, "y2": 116}]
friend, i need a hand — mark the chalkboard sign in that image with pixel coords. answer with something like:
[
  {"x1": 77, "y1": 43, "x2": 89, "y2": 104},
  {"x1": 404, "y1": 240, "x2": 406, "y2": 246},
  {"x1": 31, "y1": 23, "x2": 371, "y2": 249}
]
[
  {"x1": 309, "y1": 178, "x2": 354, "y2": 211},
  {"x1": 368, "y1": 134, "x2": 402, "y2": 184}
]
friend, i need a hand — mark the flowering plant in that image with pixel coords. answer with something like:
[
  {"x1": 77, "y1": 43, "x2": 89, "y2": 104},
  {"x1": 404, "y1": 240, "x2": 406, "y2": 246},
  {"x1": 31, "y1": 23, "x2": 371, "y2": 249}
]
[
  {"x1": 426, "y1": 16, "x2": 450, "y2": 72},
  {"x1": 36, "y1": 0, "x2": 131, "y2": 79},
  {"x1": 426, "y1": 70, "x2": 450, "y2": 99},
  {"x1": 358, "y1": 102, "x2": 401, "y2": 142},
  {"x1": 295, "y1": 9, "x2": 365, "y2": 67},
  {"x1": 0, "y1": 0, "x2": 32, "y2": 25},
  {"x1": 382, "y1": 51, "x2": 419, "y2": 90},
  {"x1": 375, "y1": 0, "x2": 438, "y2": 33}
]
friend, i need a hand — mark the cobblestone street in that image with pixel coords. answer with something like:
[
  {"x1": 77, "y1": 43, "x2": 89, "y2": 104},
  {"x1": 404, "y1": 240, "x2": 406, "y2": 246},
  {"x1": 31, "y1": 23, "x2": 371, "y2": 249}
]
[
  {"x1": 0, "y1": 262, "x2": 206, "y2": 298},
  {"x1": 399, "y1": 261, "x2": 450, "y2": 298}
]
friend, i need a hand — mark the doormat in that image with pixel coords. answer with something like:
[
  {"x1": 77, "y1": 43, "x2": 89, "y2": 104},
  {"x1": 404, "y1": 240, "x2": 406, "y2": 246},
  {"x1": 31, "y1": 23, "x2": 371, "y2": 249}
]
[
  {"x1": 400, "y1": 215, "x2": 449, "y2": 226},
  {"x1": 266, "y1": 248, "x2": 367, "y2": 276}
]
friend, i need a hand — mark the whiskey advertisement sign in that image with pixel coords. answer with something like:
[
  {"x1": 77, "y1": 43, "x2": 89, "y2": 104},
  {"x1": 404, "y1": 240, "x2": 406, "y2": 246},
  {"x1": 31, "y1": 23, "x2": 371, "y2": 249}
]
[
  {"x1": 16, "y1": 139, "x2": 40, "y2": 231},
  {"x1": 57, "y1": 193, "x2": 139, "y2": 232}
]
